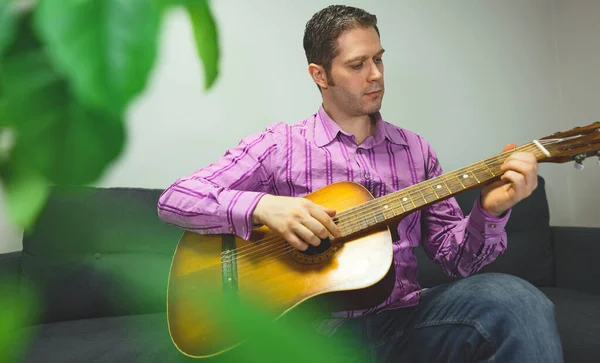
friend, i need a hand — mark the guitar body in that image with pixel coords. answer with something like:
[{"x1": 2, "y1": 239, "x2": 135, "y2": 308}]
[{"x1": 167, "y1": 181, "x2": 395, "y2": 358}]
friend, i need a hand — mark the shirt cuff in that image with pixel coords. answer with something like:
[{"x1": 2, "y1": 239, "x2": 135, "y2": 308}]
[
  {"x1": 219, "y1": 190, "x2": 266, "y2": 240},
  {"x1": 468, "y1": 195, "x2": 512, "y2": 238}
]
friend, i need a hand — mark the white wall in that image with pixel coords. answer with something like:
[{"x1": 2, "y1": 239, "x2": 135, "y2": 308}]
[
  {"x1": 553, "y1": 0, "x2": 600, "y2": 228},
  {"x1": 1, "y1": 0, "x2": 598, "y2": 253}
]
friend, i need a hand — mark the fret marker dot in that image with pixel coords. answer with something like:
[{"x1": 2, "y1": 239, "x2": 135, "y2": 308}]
[
  {"x1": 436, "y1": 185, "x2": 442, "y2": 189},
  {"x1": 463, "y1": 174, "x2": 469, "y2": 179},
  {"x1": 402, "y1": 197, "x2": 408, "y2": 202},
  {"x1": 384, "y1": 205, "x2": 389, "y2": 209}
]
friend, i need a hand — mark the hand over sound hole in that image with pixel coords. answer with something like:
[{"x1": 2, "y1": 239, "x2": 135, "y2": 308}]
[{"x1": 302, "y1": 238, "x2": 332, "y2": 256}]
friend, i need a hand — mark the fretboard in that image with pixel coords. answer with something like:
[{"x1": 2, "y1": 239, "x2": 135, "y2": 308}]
[{"x1": 333, "y1": 141, "x2": 547, "y2": 237}]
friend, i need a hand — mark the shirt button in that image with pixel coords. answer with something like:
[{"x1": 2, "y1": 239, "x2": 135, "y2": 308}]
[
  {"x1": 364, "y1": 173, "x2": 370, "y2": 179},
  {"x1": 229, "y1": 226, "x2": 234, "y2": 233},
  {"x1": 488, "y1": 224, "x2": 496, "y2": 228}
]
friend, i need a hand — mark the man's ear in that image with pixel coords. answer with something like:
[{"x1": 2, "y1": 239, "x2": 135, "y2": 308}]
[{"x1": 308, "y1": 63, "x2": 329, "y2": 89}]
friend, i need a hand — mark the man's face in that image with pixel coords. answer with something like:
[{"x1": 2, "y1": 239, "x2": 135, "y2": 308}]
[{"x1": 326, "y1": 26, "x2": 385, "y2": 117}]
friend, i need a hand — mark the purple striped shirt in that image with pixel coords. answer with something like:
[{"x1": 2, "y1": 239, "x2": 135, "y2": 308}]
[{"x1": 158, "y1": 106, "x2": 510, "y2": 317}]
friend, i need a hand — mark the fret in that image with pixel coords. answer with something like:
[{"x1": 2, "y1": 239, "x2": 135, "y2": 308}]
[
  {"x1": 384, "y1": 194, "x2": 405, "y2": 216},
  {"x1": 351, "y1": 213, "x2": 361, "y2": 233},
  {"x1": 456, "y1": 170, "x2": 479, "y2": 188},
  {"x1": 427, "y1": 179, "x2": 451, "y2": 199},
  {"x1": 429, "y1": 181, "x2": 440, "y2": 198},
  {"x1": 408, "y1": 189, "x2": 425, "y2": 208},
  {"x1": 472, "y1": 164, "x2": 494, "y2": 182},
  {"x1": 416, "y1": 185, "x2": 437, "y2": 204},
  {"x1": 469, "y1": 168, "x2": 481, "y2": 182},
  {"x1": 482, "y1": 160, "x2": 496, "y2": 177},
  {"x1": 339, "y1": 222, "x2": 351, "y2": 237},
  {"x1": 397, "y1": 192, "x2": 415, "y2": 212},
  {"x1": 415, "y1": 186, "x2": 428, "y2": 204},
  {"x1": 484, "y1": 158, "x2": 503, "y2": 176},
  {"x1": 378, "y1": 200, "x2": 393, "y2": 220},
  {"x1": 442, "y1": 176, "x2": 461, "y2": 194},
  {"x1": 372, "y1": 203, "x2": 386, "y2": 224},
  {"x1": 454, "y1": 172, "x2": 467, "y2": 188},
  {"x1": 358, "y1": 214, "x2": 368, "y2": 231},
  {"x1": 358, "y1": 207, "x2": 374, "y2": 228},
  {"x1": 391, "y1": 194, "x2": 407, "y2": 213},
  {"x1": 335, "y1": 216, "x2": 347, "y2": 237},
  {"x1": 424, "y1": 184, "x2": 439, "y2": 201}
]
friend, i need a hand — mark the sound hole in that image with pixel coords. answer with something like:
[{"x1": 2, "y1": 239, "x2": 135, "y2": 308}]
[{"x1": 302, "y1": 238, "x2": 332, "y2": 256}]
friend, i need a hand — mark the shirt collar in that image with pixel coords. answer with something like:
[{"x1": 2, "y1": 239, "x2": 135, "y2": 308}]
[{"x1": 313, "y1": 105, "x2": 407, "y2": 148}]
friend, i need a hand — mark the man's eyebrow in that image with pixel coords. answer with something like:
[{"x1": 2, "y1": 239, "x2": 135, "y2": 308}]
[{"x1": 344, "y1": 49, "x2": 386, "y2": 64}]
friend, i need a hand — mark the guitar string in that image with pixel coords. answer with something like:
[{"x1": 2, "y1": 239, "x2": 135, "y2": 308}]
[
  {"x1": 173, "y1": 133, "x2": 593, "y2": 283},
  {"x1": 233, "y1": 136, "x2": 594, "y2": 278},
  {"x1": 226, "y1": 142, "x2": 542, "y2": 262},
  {"x1": 226, "y1": 142, "x2": 548, "y2": 268},
  {"x1": 225, "y1": 142, "x2": 550, "y2": 272}
]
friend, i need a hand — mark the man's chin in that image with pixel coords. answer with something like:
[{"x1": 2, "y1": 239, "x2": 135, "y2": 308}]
[{"x1": 363, "y1": 102, "x2": 383, "y2": 115}]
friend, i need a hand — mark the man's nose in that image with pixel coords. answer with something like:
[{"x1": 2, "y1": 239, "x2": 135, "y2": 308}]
[{"x1": 368, "y1": 62, "x2": 383, "y2": 82}]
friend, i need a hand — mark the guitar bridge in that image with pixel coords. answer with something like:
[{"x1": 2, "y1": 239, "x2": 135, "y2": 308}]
[{"x1": 221, "y1": 234, "x2": 239, "y2": 300}]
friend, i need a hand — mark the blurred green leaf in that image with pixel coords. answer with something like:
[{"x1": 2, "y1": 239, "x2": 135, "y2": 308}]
[
  {"x1": 1, "y1": 164, "x2": 49, "y2": 230},
  {"x1": 0, "y1": 0, "x2": 16, "y2": 58},
  {"x1": 0, "y1": 280, "x2": 39, "y2": 363},
  {"x1": 183, "y1": 0, "x2": 220, "y2": 90},
  {"x1": 1, "y1": 50, "x2": 65, "y2": 178},
  {"x1": 52, "y1": 101, "x2": 125, "y2": 184},
  {"x1": 175, "y1": 281, "x2": 357, "y2": 363},
  {"x1": 33, "y1": 0, "x2": 162, "y2": 114},
  {"x1": 2, "y1": 49, "x2": 125, "y2": 187}
]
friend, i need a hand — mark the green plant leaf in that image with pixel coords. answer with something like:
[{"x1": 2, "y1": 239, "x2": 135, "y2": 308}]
[
  {"x1": 0, "y1": 282, "x2": 38, "y2": 363},
  {"x1": 2, "y1": 49, "x2": 125, "y2": 187},
  {"x1": 52, "y1": 100, "x2": 125, "y2": 184},
  {"x1": 1, "y1": 163, "x2": 49, "y2": 230},
  {"x1": 183, "y1": 0, "x2": 220, "y2": 90},
  {"x1": 175, "y1": 280, "x2": 359, "y2": 363},
  {"x1": 33, "y1": 0, "x2": 162, "y2": 114},
  {"x1": 1, "y1": 50, "x2": 64, "y2": 177},
  {"x1": 0, "y1": 0, "x2": 16, "y2": 58}
]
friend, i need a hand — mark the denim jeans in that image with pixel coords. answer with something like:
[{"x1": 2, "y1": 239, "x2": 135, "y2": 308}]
[{"x1": 314, "y1": 273, "x2": 564, "y2": 363}]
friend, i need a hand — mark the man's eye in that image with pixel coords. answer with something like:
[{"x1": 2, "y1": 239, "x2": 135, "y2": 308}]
[
  {"x1": 375, "y1": 58, "x2": 383, "y2": 64},
  {"x1": 352, "y1": 63, "x2": 363, "y2": 69}
]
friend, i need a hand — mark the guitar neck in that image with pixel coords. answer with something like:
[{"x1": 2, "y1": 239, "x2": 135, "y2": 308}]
[{"x1": 333, "y1": 141, "x2": 549, "y2": 238}]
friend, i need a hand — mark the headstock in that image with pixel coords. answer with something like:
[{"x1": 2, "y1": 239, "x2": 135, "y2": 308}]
[{"x1": 537, "y1": 121, "x2": 600, "y2": 168}]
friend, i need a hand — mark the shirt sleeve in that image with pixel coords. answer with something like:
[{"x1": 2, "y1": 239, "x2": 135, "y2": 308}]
[
  {"x1": 419, "y1": 141, "x2": 511, "y2": 277},
  {"x1": 157, "y1": 126, "x2": 281, "y2": 240}
]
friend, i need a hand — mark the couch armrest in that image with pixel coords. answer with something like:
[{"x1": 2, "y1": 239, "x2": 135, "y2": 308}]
[{"x1": 553, "y1": 226, "x2": 600, "y2": 294}]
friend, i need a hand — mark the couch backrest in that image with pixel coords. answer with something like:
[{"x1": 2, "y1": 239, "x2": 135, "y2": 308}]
[
  {"x1": 415, "y1": 175, "x2": 555, "y2": 288},
  {"x1": 21, "y1": 176, "x2": 556, "y2": 324},
  {"x1": 21, "y1": 186, "x2": 182, "y2": 324}
]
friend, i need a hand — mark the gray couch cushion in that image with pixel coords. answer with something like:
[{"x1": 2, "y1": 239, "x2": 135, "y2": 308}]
[
  {"x1": 540, "y1": 287, "x2": 600, "y2": 363},
  {"x1": 21, "y1": 186, "x2": 182, "y2": 324},
  {"x1": 416, "y1": 175, "x2": 554, "y2": 287},
  {"x1": 19, "y1": 313, "x2": 194, "y2": 363}
]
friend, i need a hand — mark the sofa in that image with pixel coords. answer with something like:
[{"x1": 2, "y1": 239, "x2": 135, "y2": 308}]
[{"x1": 0, "y1": 175, "x2": 598, "y2": 363}]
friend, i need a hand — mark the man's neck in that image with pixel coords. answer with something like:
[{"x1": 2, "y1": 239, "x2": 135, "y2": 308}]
[{"x1": 322, "y1": 103, "x2": 374, "y2": 146}]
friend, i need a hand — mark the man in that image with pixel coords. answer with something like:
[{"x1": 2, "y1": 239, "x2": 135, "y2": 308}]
[{"x1": 158, "y1": 5, "x2": 562, "y2": 362}]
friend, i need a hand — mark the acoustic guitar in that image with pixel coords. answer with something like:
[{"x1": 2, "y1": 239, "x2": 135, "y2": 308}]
[{"x1": 166, "y1": 122, "x2": 600, "y2": 358}]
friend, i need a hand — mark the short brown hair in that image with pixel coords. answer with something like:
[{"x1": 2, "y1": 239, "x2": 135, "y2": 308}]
[{"x1": 303, "y1": 5, "x2": 379, "y2": 86}]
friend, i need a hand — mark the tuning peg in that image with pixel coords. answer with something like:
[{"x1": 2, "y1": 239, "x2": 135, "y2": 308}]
[{"x1": 574, "y1": 154, "x2": 585, "y2": 171}]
